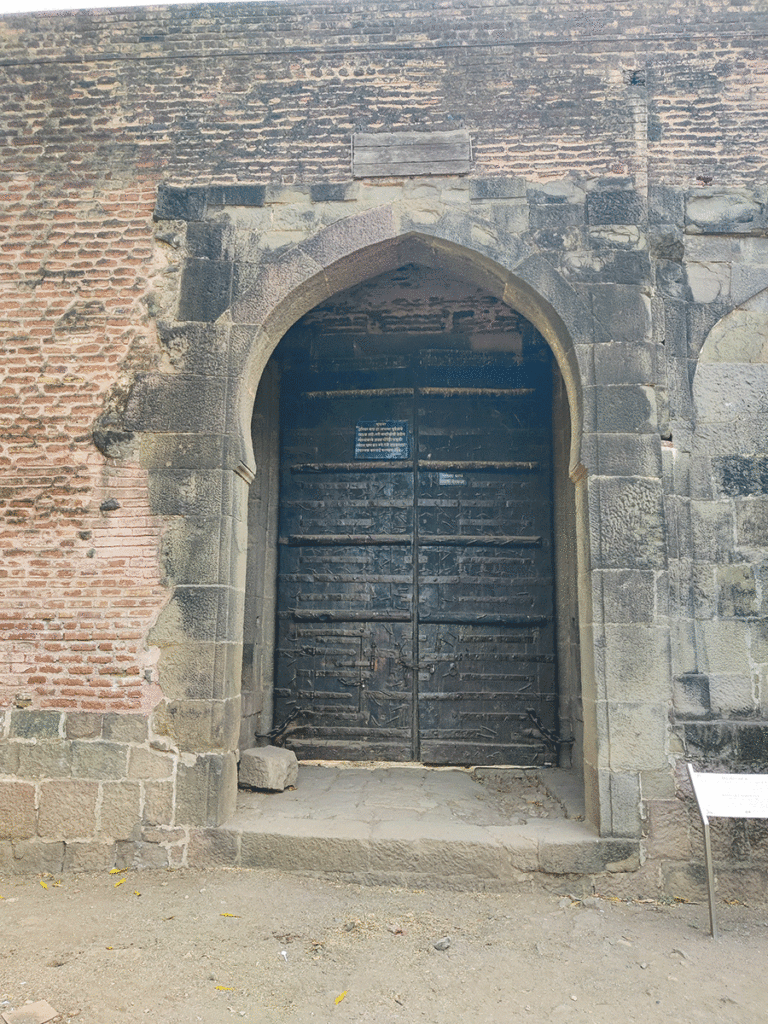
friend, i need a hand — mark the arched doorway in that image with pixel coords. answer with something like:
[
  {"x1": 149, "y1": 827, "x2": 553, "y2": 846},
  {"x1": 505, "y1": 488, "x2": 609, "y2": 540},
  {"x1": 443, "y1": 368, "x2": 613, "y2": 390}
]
[{"x1": 241, "y1": 263, "x2": 582, "y2": 770}]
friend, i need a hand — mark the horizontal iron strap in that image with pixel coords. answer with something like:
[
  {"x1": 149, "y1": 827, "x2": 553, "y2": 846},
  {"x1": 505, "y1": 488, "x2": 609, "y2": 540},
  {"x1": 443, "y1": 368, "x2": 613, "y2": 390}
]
[
  {"x1": 289, "y1": 610, "x2": 412, "y2": 622},
  {"x1": 303, "y1": 388, "x2": 414, "y2": 399},
  {"x1": 291, "y1": 462, "x2": 412, "y2": 473},
  {"x1": 419, "y1": 460, "x2": 539, "y2": 472},
  {"x1": 300, "y1": 387, "x2": 534, "y2": 399},
  {"x1": 419, "y1": 695, "x2": 535, "y2": 704},
  {"x1": 286, "y1": 611, "x2": 548, "y2": 625},
  {"x1": 419, "y1": 614, "x2": 550, "y2": 626},
  {"x1": 290, "y1": 461, "x2": 540, "y2": 473},
  {"x1": 280, "y1": 534, "x2": 411, "y2": 546},
  {"x1": 419, "y1": 534, "x2": 542, "y2": 547},
  {"x1": 279, "y1": 534, "x2": 541, "y2": 547},
  {"x1": 418, "y1": 387, "x2": 535, "y2": 398}
]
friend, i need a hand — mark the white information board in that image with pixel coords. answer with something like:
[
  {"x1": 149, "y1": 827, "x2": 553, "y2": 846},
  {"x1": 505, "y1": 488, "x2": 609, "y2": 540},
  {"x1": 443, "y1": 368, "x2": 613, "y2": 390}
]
[{"x1": 688, "y1": 768, "x2": 768, "y2": 820}]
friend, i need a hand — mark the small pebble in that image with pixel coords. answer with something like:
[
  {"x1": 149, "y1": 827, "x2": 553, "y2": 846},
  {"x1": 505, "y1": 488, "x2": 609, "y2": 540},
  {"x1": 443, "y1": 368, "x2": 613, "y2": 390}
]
[{"x1": 433, "y1": 936, "x2": 451, "y2": 951}]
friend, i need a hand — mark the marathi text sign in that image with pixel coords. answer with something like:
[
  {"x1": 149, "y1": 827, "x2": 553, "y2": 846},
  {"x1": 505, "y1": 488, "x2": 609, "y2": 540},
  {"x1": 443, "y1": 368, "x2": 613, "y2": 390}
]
[{"x1": 355, "y1": 420, "x2": 410, "y2": 461}]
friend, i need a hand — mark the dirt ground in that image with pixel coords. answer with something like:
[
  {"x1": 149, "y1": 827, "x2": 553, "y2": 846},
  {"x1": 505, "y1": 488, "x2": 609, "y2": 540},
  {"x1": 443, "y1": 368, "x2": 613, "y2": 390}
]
[{"x1": 1, "y1": 866, "x2": 766, "y2": 1024}]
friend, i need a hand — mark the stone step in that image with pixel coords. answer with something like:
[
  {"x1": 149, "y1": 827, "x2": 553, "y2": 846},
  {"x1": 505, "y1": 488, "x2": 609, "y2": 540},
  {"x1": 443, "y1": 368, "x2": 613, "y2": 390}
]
[{"x1": 187, "y1": 765, "x2": 639, "y2": 889}]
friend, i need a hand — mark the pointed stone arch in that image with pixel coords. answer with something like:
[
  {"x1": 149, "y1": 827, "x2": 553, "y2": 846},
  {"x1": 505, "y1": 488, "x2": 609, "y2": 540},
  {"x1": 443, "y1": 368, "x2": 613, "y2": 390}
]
[
  {"x1": 133, "y1": 200, "x2": 610, "y2": 830},
  {"x1": 225, "y1": 209, "x2": 590, "y2": 483}
]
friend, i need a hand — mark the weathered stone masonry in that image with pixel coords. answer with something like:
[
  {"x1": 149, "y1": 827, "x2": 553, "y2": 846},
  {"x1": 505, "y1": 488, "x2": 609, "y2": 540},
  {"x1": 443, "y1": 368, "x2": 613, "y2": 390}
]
[{"x1": 1, "y1": 0, "x2": 768, "y2": 892}]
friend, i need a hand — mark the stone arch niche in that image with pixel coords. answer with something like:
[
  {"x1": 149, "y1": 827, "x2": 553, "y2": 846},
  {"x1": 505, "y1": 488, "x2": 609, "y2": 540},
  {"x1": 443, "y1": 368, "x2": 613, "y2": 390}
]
[
  {"x1": 135, "y1": 204, "x2": 609, "y2": 830},
  {"x1": 681, "y1": 289, "x2": 768, "y2": 764}
]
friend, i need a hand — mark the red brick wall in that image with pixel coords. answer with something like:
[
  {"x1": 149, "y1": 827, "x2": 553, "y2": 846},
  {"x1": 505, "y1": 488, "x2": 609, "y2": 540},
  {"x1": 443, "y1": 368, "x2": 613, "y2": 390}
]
[
  {"x1": 0, "y1": 182, "x2": 167, "y2": 710},
  {"x1": 1, "y1": 0, "x2": 767, "y2": 712}
]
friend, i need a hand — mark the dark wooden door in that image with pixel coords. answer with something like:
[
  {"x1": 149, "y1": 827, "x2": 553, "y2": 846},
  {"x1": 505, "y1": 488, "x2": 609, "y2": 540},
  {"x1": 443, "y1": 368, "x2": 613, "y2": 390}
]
[{"x1": 273, "y1": 349, "x2": 556, "y2": 765}]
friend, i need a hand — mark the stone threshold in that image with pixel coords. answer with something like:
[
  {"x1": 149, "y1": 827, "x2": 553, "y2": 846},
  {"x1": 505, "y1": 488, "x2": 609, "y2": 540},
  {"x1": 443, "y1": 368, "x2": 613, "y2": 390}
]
[{"x1": 188, "y1": 764, "x2": 640, "y2": 890}]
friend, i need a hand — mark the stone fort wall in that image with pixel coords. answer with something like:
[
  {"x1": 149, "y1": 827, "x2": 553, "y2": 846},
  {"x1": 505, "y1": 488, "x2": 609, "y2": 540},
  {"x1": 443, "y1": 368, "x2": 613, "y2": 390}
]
[{"x1": 1, "y1": 0, "x2": 768, "y2": 891}]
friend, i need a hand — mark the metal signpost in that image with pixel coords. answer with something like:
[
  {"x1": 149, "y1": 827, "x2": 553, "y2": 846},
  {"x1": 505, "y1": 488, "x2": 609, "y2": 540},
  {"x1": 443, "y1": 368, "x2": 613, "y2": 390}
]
[{"x1": 687, "y1": 764, "x2": 768, "y2": 939}]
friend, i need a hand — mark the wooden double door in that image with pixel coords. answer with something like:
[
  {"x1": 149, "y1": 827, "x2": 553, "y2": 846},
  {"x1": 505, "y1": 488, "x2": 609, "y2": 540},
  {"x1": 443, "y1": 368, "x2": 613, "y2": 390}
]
[{"x1": 273, "y1": 347, "x2": 557, "y2": 765}]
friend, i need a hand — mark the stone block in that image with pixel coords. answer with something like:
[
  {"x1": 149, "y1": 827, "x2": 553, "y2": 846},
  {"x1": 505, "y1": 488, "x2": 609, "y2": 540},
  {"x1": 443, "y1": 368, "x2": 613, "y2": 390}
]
[
  {"x1": 588, "y1": 225, "x2": 646, "y2": 250},
  {"x1": 149, "y1": 585, "x2": 241, "y2": 646},
  {"x1": 592, "y1": 433, "x2": 662, "y2": 477},
  {"x1": 140, "y1": 429, "x2": 240, "y2": 472},
  {"x1": 608, "y1": 772, "x2": 642, "y2": 839},
  {"x1": 602, "y1": 565, "x2": 655, "y2": 618},
  {"x1": 99, "y1": 781, "x2": 142, "y2": 841},
  {"x1": 231, "y1": 246, "x2": 329, "y2": 331},
  {"x1": 717, "y1": 564, "x2": 758, "y2": 618},
  {"x1": 17, "y1": 741, "x2": 72, "y2": 779},
  {"x1": 592, "y1": 339, "x2": 655, "y2": 384},
  {"x1": 157, "y1": 321, "x2": 234, "y2": 377},
  {"x1": 152, "y1": 696, "x2": 240, "y2": 752},
  {"x1": 155, "y1": 641, "x2": 241, "y2": 701},
  {"x1": 131, "y1": 841, "x2": 171, "y2": 869},
  {"x1": 186, "y1": 219, "x2": 227, "y2": 260},
  {"x1": 142, "y1": 781, "x2": 175, "y2": 825},
  {"x1": 563, "y1": 250, "x2": 651, "y2": 287},
  {"x1": 708, "y1": 674, "x2": 756, "y2": 717},
  {"x1": 209, "y1": 183, "x2": 266, "y2": 207},
  {"x1": 607, "y1": 702, "x2": 668, "y2": 771},
  {"x1": 686, "y1": 261, "x2": 731, "y2": 303},
  {"x1": 646, "y1": 799, "x2": 692, "y2": 861},
  {"x1": 735, "y1": 498, "x2": 768, "y2": 549},
  {"x1": 187, "y1": 827, "x2": 240, "y2": 867},
  {"x1": 310, "y1": 182, "x2": 355, "y2": 203},
  {"x1": 176, "y1": 752, "x2": 238, "y2": 827},
  {"x1": 154, "y1": 184, "x2": 207, "y2": 222},
  {"x1": 685, "y1": 189, "x2": 765, "y2": 234},
  {"x1": 715, "y1": 455, "x2": 768, "y2": 499},
  {"x1": 538, "y1": 835, "x2": 638, "y2": 874},
  {"x1": 38, "y1": 780, "x2": 99, "y2": 839},
  {"x1": 178, "y1": 258, "x2": 233, "y2": 322},
  {"x1": 586, "y1": 189, "x2": 645, "y2": 226},
  {"x1": 63, "y1": 841, "x2": 116, "y2": 872},
  {"x1": 0, "y1": 740, "x2": 20, "y2": 775},
  {"x1": 470, "y1": 177, "x2": 526, "y2": 200},
  {"x1": 700, "y1": 620, "x2": 751, "y2": 676},
  {"x1": 639, "y1": 768, "x2": 676, "y2": 801},
  {"x1": 690, "y1": 500, "x2": 735, "y2": 562},
  {"x1": 125, "y1": 374, "x2": 227, "y2": 435},
  {"x1": 602, "y1": 624, "x2": 669, "y2": 703},
  {"x1": 10, "y1": 710, "x2": 60, "y2": 740},
  {"x1": 592, "y1": 476, "x2": 666, "y2": 570},
  {"x1": 70, "y1": 741, "x2": 128, "y2": 780},
  {"x1": 592, "y1": 384, "x2": 656, "y2": 433},
  {"x1": 529, "y1": 202, "x2": 584, "y2": 233},
  {"x1": 682, "y1": 721, "x2": 737, "y2": 763},
  {"x1": 8, "y1": 840, "x2": 65, "y2": 876},
  {"x1": 731, "y1": 264, "x2": 768, "y2": 306},
  {"x1": 672, "y1": 673, "x2": 711, "y2": 717},
  {"x1": 102, "y1": 714, "x2": 148, "y2": 744},
  {"x1": 128, "y1": 746, "x2": 175, "y2": 780},
  {"x1": 160, "y1": 515, "x2": 231, "y2": 587},
  {"x1": 65, "y1": 713, "x2": 103, "y2": 740},
  {"x1": 0, "y1": 781, "x2": 36, "y2": 840},
  {"x1": 239, "y1": 745, "x2": 298, "y2": 791}
]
